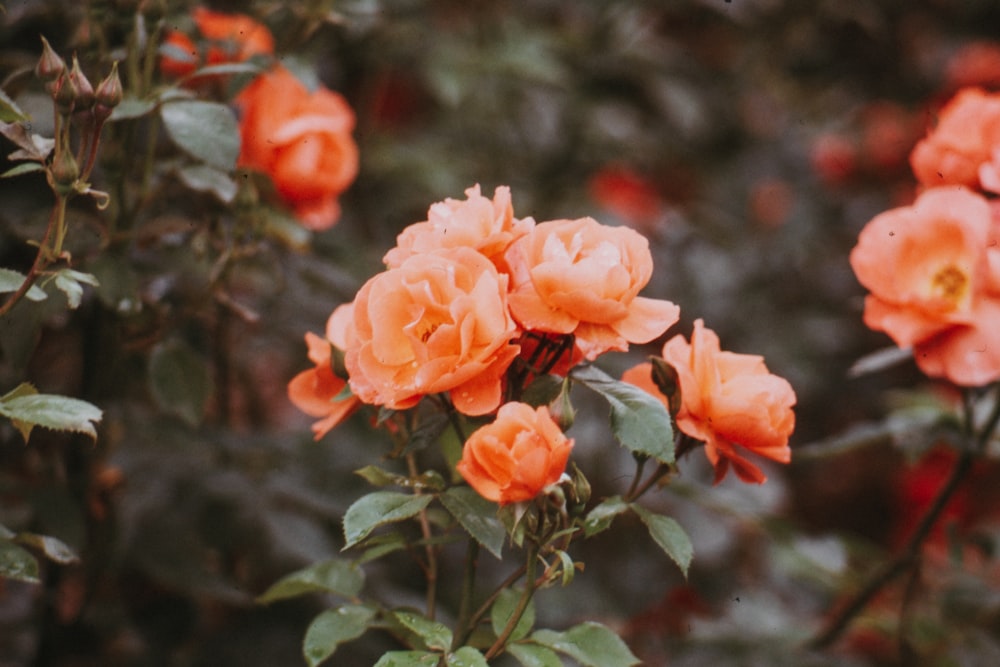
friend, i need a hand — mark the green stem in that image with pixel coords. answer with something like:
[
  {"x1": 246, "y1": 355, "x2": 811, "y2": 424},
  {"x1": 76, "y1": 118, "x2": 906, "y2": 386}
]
[
  {"x1": 0, "y1": 195, "x2": 65, "y2": 317},
  {"x1": 451, "y1": 539, "x2": 480, "y2": 650},
  {"x1": 625, "y1": 462, "x2": 670, "y2": 503},
  {"x1": 484, "y1": 544, "x2": 538, "y2": 660},
  {"x1": 461, "y1": 562, "x2": 529, "y2": 646}
]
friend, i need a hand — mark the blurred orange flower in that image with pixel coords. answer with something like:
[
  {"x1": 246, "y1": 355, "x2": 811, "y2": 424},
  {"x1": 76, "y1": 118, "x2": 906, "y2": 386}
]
[
  {"x1": 344, "y1": 247, "x2": 520, "y2": 415},
  {"x1": 850, "y1": 186, "x2": 1000, "y2": 385},
  {"x1": 236, "y1": 66, "x2": 358, "y2": 229},
  {"x1": 504, "y1": 217, "x2": 679, "y2": 360},
  {"x1": 623, "y1": 319, "x2": 795, "y2": 484},
  {"x1": 160, "y1": 7, "x2": 274, "y2": 78},
  {"x1": 287, "y1": 328, "x2": 359, "y2": 440},
  {"x1": 909, "y1": 87, "x2": 1000, "y2": 189},
  {"x1": 456, "y1": 402, "x2": 573, "y2": 505},
  {"x1": 383, "y1": 184, "x2": 535, "y2": 272}
]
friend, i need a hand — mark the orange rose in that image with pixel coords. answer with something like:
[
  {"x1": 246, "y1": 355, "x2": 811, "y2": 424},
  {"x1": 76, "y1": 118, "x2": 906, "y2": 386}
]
[
  {"x1": 456, "y1": 402, "x2": 573, "y2": 505},
  {"x1": 504, "y1": 217, "x2": 679, "y2": 360},
  {"x1": 623, "y1": 319, "x2": 795, "y2": 484},
  {"x1": 236, "y1": 66, "x2": 359, "y2": 230},
  {"x1": 160, "y1": 8, "x2": 274, "y2": 78},
  {"x1": 909, "y1": 87, "x2": 1000, "y2": 189},
  {"x1": 344, "y1": 247, "x2": 520, "y2": 415},
  {"x1": 287, "y1": 306, "x2": 361, "y2": 439},
  {"x1": 849, "y1": 186, "x2": 1000, "y2": 385},
  {"x1": 383, "y1": 184, "x2": 534, "y2": 271}
]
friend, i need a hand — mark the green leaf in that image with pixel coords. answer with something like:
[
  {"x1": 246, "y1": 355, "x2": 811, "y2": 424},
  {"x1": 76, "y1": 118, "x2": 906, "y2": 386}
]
[
  {"x1": 439, "y1": 486, "x2": 505, "y2": 559},
  {"x1": 0, "y1": 89, "x2": 29, "y2": 122},
  {"x1": 392, "y1": 610, "x2": 453, "y2": 651},
  {"x1": 0, "y1": 268, "x2": 46, "y2": 301},
  {"x1": 148, "y1": 339, "x2": 213, "y2": 427},
  {"x1": 520, "y1": 374, "x2": 564, "y2": 408},
  {"x1": 631, "y1": 504, "x2": 693, "y2": 578},
  {"x1": 508, "y1": 643, "x2": 563, "y2": 667},
  {"x1": 531, "y1": 622, "x2": 640, "y2": 667},
  {"x1": 342, "y1": 491, "x2": 433, "y2": 549},
  {"x1": 1, "y1": 162, "x2": 45, "y2": 178},
  {"x1": 355, "y1": 533, "x2": 408, "y2": 564},
  {"x1": 110, "y1": 97, "x2": 158, "y2": 121},
  {"x1": 0, "y1": 390, "x2": 102, "y2": 441},
  {"x1": 257, "y1": 558, "x2": 364, "y2": 604},
  {"x1": 160, "y1": 100, "x2": 239, "y2": 171},
  {"x1": 373, "y1": 651, "x2": 440, "y2": 667},
  {"x1": 0, "y1": 540, "x2": 40, "y2": 583},
  {"x1": 177, "y1": 163, "x2": 238, "y2": 203},
  {"x1": 14, "y1": 532, "x2": 79, "y2": 564},
  {"x1": 355, "y1": 465, "x2": 446, "y2": 492},
  {"x1": 570, "y1": 365, "x2": 674, "y2": 463},
  {"x1": 582, "y1": 495, "x2": 629, "y2": 537},
  {"x1": 51, "y1": 269, "x2": 99, "y2": 309},
  {"x1": 491, "y1": 587, "x2": 535, "y2": 642},
  {"x1": 446, "y1": 646, "x2": 490, "y2": 667},
  {"x1": 302, "y1": 605, "x2": 375, "y2": 667}
]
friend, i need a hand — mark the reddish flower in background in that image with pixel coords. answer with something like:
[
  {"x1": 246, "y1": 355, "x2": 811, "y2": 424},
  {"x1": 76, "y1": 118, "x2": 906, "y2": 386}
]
[
  {"x1": 383, "y1": 184, "x2": 534, "y2": 271},
  {"x1": 623, "y1": 319, "x2": 795, "y2": 484},
  {"x1": 457, "y1": 402, "x2": 573, "y2": 505},
  {"x1": 589, "y1": 165, "x2": 663, "y2": 229},
  {"x1": 849, "y1": 186, "x2": 1000, "y2": 386},
  {"x1": 909, "y1": 87, "x2": 1000, "y2": 189},
  {"x1": 160, "y1": 7, "x2": 274, "y2": 78},
  {"x1": 946, "y1": 42, "x2": 1000, "y2": 92},
  {"x1": 287, "y1": 304, "x2": 360, "y2": 439},
  {"x1": 344, "y1": 247, "x2": 520, "y2": 415},
  {"x1": 504, "y1": 217, "x2": 680, "y2": 360},
  {"x1": 236, "y1": 66, "x2": 359, "y2": 230}
]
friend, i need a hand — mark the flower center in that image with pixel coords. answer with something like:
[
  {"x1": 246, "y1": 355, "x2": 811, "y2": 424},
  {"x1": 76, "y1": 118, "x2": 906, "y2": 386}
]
[{"x1": 930, "y1": 264, "x2": 968, "y2": 307}]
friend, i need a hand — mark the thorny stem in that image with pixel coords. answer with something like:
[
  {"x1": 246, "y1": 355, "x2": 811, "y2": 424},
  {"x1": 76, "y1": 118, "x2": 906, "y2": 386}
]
[
  {"x1": 807, "y1": 385, "x2": 1000, "y2": 651},
  {"x1": 625, "y1": 455, "x2": 647, "y2": 500},
  {"x1": 484, "y1": 544, "x2": 539, "y2": 660},
  {"x1": 0, "y1": 195, "x2": 65, "y2": 318},
  {"x1": 460, "y1": 561, "x2": 530, "y2": 646},
  {"x1": 407, "y1": 452, "x2": 438, "y2": 620},
  {"x1": 451, "y1": 539, "x2": 480, "y2": 651}
]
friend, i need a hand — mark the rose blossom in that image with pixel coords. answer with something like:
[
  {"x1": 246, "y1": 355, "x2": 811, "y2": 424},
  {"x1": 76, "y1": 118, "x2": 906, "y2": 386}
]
[
  {"x1": 383, "y1": 184, "x2": 534, "y2": 272},
  {"x1": 622, "y1": 319, "x2": 796, "y2": 484},
  {"x1": 504, "y1": 217, "x2": 680, "y2": 360},
  {"x1": 909, "y1": 87, "x2": 1000, "y2": 189},
  {"x1": 287, "y1": 304, "x2": 361, "y2": 439},
  {"x1": 159, "y1": 7, "x2": 274, "y2": 79},
  {"x1": 236, "y1": 65, "x2": 358, "y2": 230},
  {"x1": 456, "y1": 402, "x2": 573, "y2": 505},
  {"x1": 849, "y1": 186, "x2": 1000, "y2": 385},
  {"x1": 344, "y1": 247, "x2": 520, "y2": 415}
]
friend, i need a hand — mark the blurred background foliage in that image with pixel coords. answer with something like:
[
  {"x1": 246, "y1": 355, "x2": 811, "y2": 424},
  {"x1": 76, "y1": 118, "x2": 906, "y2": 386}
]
[{"x1": 2, "y1": 0, "x2": 1000, "y2": 665}]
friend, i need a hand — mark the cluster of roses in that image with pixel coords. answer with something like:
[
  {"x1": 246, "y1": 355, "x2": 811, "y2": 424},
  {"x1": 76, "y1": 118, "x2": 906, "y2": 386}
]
[
  {"x1": 160, "y1": 8, "x2": 358, "y2": 230},
  {"x1": 289, "y1": 185, "x2": 797, "y2": 504},
  {"x1": 851, "y1": 87, "x2": 1000, "y2": 386}
]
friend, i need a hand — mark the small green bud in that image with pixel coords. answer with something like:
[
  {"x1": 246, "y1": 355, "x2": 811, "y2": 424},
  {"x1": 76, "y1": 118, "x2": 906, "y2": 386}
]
[
  {"x1": 36, "y1": 36, "x2": 66, "y2": 83},
  {"x1": 49, "y1": 149, "x2": 79, "y2": 196}
]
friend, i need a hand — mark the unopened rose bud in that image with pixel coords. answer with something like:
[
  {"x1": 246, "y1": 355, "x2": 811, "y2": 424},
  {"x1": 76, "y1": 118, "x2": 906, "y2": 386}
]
[
  {"x1": 52, "y1": 72, "x2": 77, "y2": 116},
  {"x1": 94, "y1": 62, "x2": 122, "y2": 121},
  {"x1": 36, "y1": 36, "x2": 66, "y2": 84},
  {"x1": 68, "y1": 55, "x2": 95, "y2": 110},
  {"x1": 49, "y1": 149, "x2": 79, "y2": 196}
]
